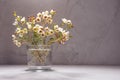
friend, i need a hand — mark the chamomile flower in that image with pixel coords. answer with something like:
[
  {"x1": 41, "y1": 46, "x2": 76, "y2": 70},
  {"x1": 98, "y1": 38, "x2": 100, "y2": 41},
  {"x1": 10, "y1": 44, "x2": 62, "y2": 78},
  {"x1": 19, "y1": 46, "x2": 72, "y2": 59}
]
[
  {"x1": 26, "y1": 22, "x2": 32, "y2": 29},
  {"x1": 39, "y1": 29, "x2": 44, "y2": 34},
  {"x1": 16, "y1": 27, "x2": 21, "y2": 34},
  {"x1": 44, "y1": 27, "x2": 50, "y2": 31},
  {"x1": 54, "y1": 25, "x2": 59, "y2": 30},
  {"x1": 21, "y1": 17, "x2": 25, "y2": 24},
  {"x1": 13, "y1": 19, "x2": 18, "y2": 26},
  {"x1": 49, "y1": 30, "x2": 54, "y2": 35},
  {"x1": 67, "y1": 20, "x2": 72, "y2": 24},
  {"x1": 40, "y1": 31, "x2": 45, "y2": 37},
  {"x1": 47, "y1": 19, "x2": 53, "y2": 24},
  {"x1": 62, "y1": 18, "x2": 68, "y2": 24},
  {"x1": 37, "y1": 12, "x2": 42, "y2": 17},
  {"x1": 12, "y1": 35, "x2": 16, "y2": 39},
  {"x1": 16, "y1": 16, "x2": 20, "y2": 21},
  {"x1": 36, "y1": 16, "x2": 41, "y2": 22},
  {"x1": 48, "y1": 15, "x2": 52, "y2": 19},
  {"x1": 43, "y1": 14, "x2": 48, "y2": 20},
  {"x1": 58, "y1": 27, "x2": 64, "y2": 32},
  {"x1": 42, "y1": 11, "x2": 49, "y2": 15},
  {"x1": 16, "y1": 42, "x2": 21, "y2": 47},
  {"x1": 33, "y1": 26, "x2": 39, "y2": 33},
  {"x1": 19, "y1": 30, "x2": 24, "y2": 37},
  {"x1": 14, "y1": 40, "x2": 21, "y2": 47},
  {"x1": 50, "y1": 9, "x2": 56, "y2": 15},
  {"x1": 23, "y1": 28, "x2": 28, "y2": 34},
  {"x1": 35, "y1": 24, "x2": 43, "y2": 29},
  {"x1": 45, "y1": 32, "x2": 50, "y2": 36}
]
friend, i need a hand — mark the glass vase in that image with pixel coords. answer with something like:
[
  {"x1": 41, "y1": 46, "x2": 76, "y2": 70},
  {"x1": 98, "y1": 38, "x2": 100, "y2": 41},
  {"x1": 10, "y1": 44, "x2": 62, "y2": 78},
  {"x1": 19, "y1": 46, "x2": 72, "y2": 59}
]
[{"x1": 26, "y1": 45, "x2": 52, "y2": 71}]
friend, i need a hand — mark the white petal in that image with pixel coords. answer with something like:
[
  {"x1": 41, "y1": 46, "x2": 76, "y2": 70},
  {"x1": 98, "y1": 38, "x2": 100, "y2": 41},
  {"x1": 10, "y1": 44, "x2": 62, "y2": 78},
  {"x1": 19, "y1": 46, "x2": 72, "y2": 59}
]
[
  {"x1": 37, "y1": 12, "x2": 42, "y2": 17},
  {"x1": 21, "y1": 17, "x2": 25, "y2": 22},
  {"x1": 62, "y1": 18, "x2": 67, "y2": 23},
  {"x1": 13, "y1": 21, "x2": 18, "y2": 25}
]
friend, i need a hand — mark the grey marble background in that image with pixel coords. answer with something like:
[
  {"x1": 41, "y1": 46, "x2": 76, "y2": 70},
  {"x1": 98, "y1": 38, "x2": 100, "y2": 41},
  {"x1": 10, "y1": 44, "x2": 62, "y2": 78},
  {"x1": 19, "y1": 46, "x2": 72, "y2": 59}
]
[{"x1": 0, "y1": 0, "x2": 120, "y2": 65}]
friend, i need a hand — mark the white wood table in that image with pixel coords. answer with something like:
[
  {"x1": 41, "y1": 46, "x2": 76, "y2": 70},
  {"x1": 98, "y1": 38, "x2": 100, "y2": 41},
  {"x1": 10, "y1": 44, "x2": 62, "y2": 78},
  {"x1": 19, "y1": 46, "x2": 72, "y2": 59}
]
[{"x1": 0, "y1": 65, "x2": 120, "y2": 80}]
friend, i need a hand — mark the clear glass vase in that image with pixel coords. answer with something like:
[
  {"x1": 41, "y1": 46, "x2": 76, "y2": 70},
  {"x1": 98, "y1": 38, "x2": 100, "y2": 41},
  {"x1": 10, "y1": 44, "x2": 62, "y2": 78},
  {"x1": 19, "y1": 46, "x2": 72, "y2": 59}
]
[{"x1": 26, "y1": 45, "x2": 52, "y2": 71}]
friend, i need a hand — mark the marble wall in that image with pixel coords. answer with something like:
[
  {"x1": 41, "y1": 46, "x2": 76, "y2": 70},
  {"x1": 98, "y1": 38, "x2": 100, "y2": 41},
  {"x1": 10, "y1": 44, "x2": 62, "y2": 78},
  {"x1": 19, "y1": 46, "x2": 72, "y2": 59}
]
[{"x1": 0, "y1": 0, "x2": 120, "y2": 65}]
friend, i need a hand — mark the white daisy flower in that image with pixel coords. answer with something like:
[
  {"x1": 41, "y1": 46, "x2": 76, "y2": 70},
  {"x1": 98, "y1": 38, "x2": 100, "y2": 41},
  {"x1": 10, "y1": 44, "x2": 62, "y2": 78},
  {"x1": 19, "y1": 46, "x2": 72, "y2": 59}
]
[
  {"x1": 35, "y1": 24, "x2": 43, "y2": 29},
  {"x1": 62, "y1": 18, "x2": 68, "y2": 24},
  {"x1": 45, "y1": 27, "x2": 50, "y2": 31},
  {"x1": 54, "y1": 25, "x2": 59, "y2": 29},
  {"x1": 50, "y1": 9, "x2": 56, "y2": 15},
  {"x1": 16, "y1": 27, "x2": 21, "y2": 34},
  {"x1": 36, "y1": 16, "x2": 41, "y2": 22},
  {"x1": 67, "y1": 20, "x2": 72, "y2": 24},
  {"x1": 13, "y1": 19, "x2": 18, "y2": 26},
  {"x1": 21, "y1": 17, "x2": 25, "y2": 23},
  {"x1": 37, "y1": 12, "x2": 42, "y2": 17},
  {"x1": 16, "y1": 41, "x2": 21, "y2": 47},
  {"x1": 58, "y1": 27, "x2": 64, "y2": 32},
  {"x1": 26, "y1": 22, "x2": 32, "y2": 29},
  {"x1": 44, "y1": 11, "x2": 49, "y2": 15},
  {"x1": 23, "y1": 28, "x2": 28, "y2": 34},
  {"x1": 12, "y1": 35, "x2": 16, "y2": 39}
]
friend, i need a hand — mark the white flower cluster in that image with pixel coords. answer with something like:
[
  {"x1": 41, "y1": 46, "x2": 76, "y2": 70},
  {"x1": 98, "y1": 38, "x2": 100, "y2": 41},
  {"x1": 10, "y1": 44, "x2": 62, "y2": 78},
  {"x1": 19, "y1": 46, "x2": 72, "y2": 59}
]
[{"x1": 12, "y1": 10, "x2": 73, "y2": 47}]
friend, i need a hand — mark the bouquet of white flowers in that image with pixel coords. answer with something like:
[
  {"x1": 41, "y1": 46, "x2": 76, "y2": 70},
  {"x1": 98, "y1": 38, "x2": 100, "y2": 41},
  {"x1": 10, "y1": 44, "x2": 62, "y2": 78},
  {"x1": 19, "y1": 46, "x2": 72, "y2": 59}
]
[{"x1": 12, "y1": 10, "x2": 73, "y2": 47}]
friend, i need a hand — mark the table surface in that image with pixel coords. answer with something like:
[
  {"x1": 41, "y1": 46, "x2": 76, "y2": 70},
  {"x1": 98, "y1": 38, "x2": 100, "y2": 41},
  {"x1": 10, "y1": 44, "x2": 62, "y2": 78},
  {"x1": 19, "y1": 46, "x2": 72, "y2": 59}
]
[{"x1": 0, "y1": 65, "x2": 120, "y2": 80}]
